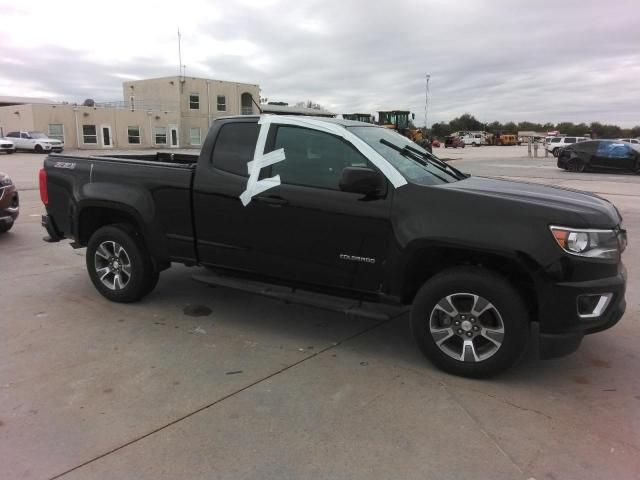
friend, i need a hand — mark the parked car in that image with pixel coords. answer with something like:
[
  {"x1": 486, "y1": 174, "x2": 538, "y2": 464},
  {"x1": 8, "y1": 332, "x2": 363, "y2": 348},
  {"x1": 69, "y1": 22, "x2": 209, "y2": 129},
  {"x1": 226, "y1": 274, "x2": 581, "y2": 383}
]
[
  {"x1": 0, "y1": 138, "x2": 16, "y2": 154},
  {"x1": 41, "y1": 115, "x2": 627, "y2": 378},
  {"x1": 431, "y1": 139, "x2": 441, "y2": 148},
  {"x1": 0, "y1": 172, "x2": 19, "y2": 232},
  {"x1": 460, "y1": 132, "x2": 486, "y2": 147},
  {"x1": 545, "y1": 136, "x2": 589, "y2": 157},
  {"x1": 5, "y1": 131, "x2": 64, "y2": 153},
  {"x1": 444, "y1": 136, "x2": 465, "y2": 148},
  {"x1": 617, "y1": 138, "x2": 640, "y2": 145},
  {"x1": 558, "y1": 140, "x2": 640, "y2": 173}
]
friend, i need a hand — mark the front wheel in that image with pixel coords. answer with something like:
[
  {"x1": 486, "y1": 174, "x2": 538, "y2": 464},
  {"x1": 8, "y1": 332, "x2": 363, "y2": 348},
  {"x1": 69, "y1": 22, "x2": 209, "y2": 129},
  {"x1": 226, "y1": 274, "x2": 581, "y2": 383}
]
[
  {"x1": 567, "y1": 158, "x2": 586, "y2": 173},
  {"x1": 552, "y1": 148, "x2": 560, "y2": 157},
  {"x1": 86, "y1": 224, "x2": 158, "y2": 302},
  {"x1": 34, "y1": 144, "x2": 44, "y2": 153},
  {"x1": 410, "y1": 266, "x2": 529, "y2": 378}
]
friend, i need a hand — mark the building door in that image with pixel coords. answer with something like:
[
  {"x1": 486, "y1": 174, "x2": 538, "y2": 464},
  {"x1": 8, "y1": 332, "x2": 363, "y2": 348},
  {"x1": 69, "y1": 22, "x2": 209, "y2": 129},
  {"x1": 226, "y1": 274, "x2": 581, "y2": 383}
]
[
  {"x1": 101, "y1": 125, "x2": 113, "y2": 148},
  {"x1": 169, "y1": 126, "x2": 179, "y2": 147},
  {"x1": 241, "y1": 93, "x2": 253, "y2": 115}
]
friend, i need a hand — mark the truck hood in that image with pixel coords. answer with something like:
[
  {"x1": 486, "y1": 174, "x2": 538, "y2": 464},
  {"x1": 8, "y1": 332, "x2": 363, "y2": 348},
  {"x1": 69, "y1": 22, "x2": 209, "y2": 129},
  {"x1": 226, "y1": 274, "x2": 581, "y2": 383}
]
[{"x1": 436, "y1": 176, "x2": 621, "y2": 228}]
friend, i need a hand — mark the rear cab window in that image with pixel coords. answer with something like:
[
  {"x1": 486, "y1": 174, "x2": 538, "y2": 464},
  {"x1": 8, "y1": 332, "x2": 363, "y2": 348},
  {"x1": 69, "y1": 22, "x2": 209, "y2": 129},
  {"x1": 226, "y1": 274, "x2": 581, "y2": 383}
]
[{"x1": 211, "y1": 122, "x2": 259, "y2": 177}]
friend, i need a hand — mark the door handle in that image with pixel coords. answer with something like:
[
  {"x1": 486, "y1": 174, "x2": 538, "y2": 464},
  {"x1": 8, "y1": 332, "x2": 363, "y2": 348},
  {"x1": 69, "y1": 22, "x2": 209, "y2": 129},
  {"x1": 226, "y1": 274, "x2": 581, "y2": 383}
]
[{"x1": 255, "y1": 195, "x2": 288, "y2": 206}]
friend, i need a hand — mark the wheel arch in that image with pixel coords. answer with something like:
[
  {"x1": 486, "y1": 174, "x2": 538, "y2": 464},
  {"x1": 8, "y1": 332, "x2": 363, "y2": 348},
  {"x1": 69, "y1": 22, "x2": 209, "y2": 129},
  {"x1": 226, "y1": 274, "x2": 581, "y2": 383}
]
[
  {"x1": 75, "y1": 201, "x2": 169, "y2": 271},
  {"x1": 398, "y1": 244, "x2": 539, "y2": 321}
]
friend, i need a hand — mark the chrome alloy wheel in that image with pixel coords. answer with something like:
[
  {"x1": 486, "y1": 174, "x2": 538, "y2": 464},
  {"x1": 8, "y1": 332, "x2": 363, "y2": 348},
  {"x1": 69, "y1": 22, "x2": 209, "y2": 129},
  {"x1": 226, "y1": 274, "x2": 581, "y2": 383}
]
[
  {"x1": 94, "y1": 240, "x2": 132, "y2": 290},
  {"x1": 429, "y1": 293, "x2": 505, "y2": 362}
]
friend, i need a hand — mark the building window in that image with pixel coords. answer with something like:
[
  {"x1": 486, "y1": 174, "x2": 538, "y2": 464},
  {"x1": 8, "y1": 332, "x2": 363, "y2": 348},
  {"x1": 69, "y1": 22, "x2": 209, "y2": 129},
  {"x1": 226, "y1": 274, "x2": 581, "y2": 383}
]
[
  {"x1": 48, "y1": 124, "x2": 64, "y2": 142},
  {"x1": 82, "y1": 125, "x2": 97, "y2": 144},
  {"x1": 130, "y1": 96, "x2": 135, "y2": 111},
  {"x1": 189, "y1": 94, "x2": 200, "y2": 110},
  {"x1": 154, "y1": 127, "x2": 167, "y2": 145},
  {"x1": 190, "y1": 128, "x2": 202, "y2": 145},
  {"x1": 128, "y1": 126, "x2": 141, "y2": 144},
  {"x1": 217, "y1": 95, "x2": 226, "y2": 111}
]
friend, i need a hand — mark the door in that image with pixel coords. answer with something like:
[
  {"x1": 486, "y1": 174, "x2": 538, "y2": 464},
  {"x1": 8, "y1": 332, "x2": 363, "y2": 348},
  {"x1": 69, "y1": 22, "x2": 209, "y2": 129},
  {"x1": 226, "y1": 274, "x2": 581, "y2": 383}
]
[
  {"x1": 193, "y1": 120, "x2": 392, "y2": 292},
  {"x1": 169, "y1": 126, "x2": 179, "y2": 148},
  {"x1": 100, "y1": 125, "x2": 113, "y2": 148}
]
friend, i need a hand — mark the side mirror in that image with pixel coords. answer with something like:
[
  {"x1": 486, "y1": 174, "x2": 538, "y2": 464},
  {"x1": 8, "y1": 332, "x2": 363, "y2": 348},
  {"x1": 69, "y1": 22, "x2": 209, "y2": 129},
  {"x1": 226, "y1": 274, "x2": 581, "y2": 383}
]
[{"x1": 339, "y1": 167, "x2": 384, "y2": 196}]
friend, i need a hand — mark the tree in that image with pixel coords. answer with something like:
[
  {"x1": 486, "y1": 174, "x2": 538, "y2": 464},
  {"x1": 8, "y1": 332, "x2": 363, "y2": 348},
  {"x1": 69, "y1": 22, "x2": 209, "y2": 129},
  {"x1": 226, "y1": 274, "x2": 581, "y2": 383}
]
[
  {"x1": 449, "y1": 113, "x2": 484, "y2": 132},
  {"x1": 82, "y1": 98, "x2": 95, "y2": 107}
]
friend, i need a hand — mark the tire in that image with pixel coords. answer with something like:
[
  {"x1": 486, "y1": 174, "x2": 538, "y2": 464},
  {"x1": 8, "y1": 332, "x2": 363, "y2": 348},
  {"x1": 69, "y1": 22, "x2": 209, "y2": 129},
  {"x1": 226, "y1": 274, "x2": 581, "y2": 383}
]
[
  {"x1": 410, "y1": 266, "x2": 529, "y2": 378},
  {"x1": 34, "y1": 144, "x2": 44, "y2": 153},
  {"x1": 86, "y1": 223, "x2": 158, "y2": 302},
  {"x1": 472, "y1": 142, "x2": 477, "y2": 147},
  {"x1": 6, "y1": 150, "x2": 14, "y2": 154},
  {"x1": 552, "y1": 148, "x2": 560, "y2": 157},
  {"x1": 0, "y1": 221, "x2": 13, "y2": 233},
  {"x1": 567, "y1": 158, "x2": 585, "y2": 173}
]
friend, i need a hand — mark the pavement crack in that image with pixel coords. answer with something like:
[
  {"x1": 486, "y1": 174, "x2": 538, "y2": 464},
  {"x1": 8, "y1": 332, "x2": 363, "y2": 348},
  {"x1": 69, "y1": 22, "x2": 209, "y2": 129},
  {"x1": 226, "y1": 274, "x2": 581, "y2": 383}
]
[
  {"x1": 47, "y1": 316, "x2": 392, "y2": 480},
  {"x1": 438, "y1": 382, "x2": 525, "y2": 475}
]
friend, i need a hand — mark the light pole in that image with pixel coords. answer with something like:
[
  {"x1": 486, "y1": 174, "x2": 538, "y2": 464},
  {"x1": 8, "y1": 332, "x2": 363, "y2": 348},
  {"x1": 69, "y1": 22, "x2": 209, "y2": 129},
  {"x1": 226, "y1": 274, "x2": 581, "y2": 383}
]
[{"x1": 424, "y1": 74, "x2": 430, "y2": 131}]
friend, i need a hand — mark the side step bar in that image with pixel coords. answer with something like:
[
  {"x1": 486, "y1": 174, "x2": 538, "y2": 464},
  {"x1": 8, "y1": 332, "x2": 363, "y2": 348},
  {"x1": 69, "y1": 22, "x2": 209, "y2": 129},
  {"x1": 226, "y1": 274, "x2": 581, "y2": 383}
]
[{"x1": 192, "y1": 270, "x2": 408, "y2": 321}]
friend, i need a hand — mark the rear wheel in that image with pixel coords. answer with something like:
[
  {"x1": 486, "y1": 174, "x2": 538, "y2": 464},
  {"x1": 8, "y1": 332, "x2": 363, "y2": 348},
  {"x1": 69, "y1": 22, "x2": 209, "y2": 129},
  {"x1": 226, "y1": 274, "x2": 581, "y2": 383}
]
[
  {"x1": 86, "y1": 224, "x2": 158, "y2": 302},
  {"x1": 410, "y1": 266, "x2": 529, "y2": 378}
]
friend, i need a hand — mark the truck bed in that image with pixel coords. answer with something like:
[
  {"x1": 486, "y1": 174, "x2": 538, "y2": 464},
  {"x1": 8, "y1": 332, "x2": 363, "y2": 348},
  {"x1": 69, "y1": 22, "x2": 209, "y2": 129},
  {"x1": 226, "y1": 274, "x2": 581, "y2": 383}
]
[{"x1": 91, "y1": 152, "x2": 200, "y2": 165}]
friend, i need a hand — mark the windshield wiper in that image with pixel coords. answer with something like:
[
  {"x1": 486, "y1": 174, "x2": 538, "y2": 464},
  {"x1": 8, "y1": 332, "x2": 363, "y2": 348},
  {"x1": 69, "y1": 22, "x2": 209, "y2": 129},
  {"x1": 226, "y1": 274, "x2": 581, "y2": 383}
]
[
  {"x1": 380, "y1": 139, "x2": 465, "y2": 181},
  {"x1": 403, "y1": 144, "x2": 468, "y2": 180},
  {"x1": 379, "y1": 139, "x2": 449, "y2": 182}
]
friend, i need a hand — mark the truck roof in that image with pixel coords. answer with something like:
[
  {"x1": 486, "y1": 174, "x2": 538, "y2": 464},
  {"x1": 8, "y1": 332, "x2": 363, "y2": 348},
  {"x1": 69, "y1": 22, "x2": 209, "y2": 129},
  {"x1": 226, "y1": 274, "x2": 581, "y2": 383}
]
[{"x1": 219, "y1": 114, "x2": 377, "y2": 128}]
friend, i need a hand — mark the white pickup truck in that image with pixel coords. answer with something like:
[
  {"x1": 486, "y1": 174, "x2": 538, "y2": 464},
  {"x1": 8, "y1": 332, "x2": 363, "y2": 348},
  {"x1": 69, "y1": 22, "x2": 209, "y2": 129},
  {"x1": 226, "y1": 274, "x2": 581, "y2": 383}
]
[{"x1": 5, "y1": 131, "x2": 64, "y2": 153}]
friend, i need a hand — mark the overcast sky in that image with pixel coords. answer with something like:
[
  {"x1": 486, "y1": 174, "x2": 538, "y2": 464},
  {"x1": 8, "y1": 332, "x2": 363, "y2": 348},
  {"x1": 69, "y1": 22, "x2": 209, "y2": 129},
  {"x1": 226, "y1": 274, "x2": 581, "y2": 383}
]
[{"x1": 1, "y1": 0, "x2": 638, "y2": 126}]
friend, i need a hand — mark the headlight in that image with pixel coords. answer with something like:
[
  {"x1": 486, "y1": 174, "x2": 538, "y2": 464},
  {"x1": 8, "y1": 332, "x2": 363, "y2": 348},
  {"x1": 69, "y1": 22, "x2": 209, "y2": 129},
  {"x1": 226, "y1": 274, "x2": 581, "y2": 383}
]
[
  {"x1": 0, "y1": 175, "x2": 12, "y2": 187},
  {"x1": 550, "y1": 226, "x2": 622, "y2": 259}
]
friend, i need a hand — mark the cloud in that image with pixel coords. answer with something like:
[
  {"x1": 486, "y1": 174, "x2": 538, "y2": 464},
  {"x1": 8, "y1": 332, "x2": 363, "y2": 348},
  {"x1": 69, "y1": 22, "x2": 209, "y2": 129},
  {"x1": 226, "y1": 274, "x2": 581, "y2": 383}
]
[{"x1": 0, "y1": 0, "x2": 638, "y2": 126}]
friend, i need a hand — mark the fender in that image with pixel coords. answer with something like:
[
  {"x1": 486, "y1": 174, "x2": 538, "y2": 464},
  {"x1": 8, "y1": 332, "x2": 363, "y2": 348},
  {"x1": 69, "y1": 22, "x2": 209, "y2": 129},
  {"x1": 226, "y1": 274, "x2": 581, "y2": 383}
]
[{"x1": 75, "y1": 182, "x2": 169, "y2": 264}]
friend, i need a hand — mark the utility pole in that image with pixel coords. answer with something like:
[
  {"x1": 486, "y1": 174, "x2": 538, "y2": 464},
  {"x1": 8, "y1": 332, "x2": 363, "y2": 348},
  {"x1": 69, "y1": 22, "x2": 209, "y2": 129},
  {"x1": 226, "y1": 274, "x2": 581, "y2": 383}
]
[
  {"x1": 424, "y1": 74, "x2": 431, "y2": 131},
  {"x1": 177, "y1": 29, "x2": 186, "y2": 80}
]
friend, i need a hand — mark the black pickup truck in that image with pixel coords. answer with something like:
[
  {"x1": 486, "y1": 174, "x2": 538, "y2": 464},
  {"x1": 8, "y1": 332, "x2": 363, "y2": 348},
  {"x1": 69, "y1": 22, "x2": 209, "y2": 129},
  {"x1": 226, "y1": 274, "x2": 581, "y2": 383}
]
[{"x1": 40, "y1": 115, "x2": 627, "y2": 377}]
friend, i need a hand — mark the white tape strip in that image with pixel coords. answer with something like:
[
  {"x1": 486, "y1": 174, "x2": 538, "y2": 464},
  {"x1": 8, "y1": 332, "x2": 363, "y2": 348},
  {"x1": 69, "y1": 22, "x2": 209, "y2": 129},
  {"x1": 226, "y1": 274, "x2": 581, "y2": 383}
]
[{"x1": 239, "y1": 116, "x2": 286, "y2": 206}]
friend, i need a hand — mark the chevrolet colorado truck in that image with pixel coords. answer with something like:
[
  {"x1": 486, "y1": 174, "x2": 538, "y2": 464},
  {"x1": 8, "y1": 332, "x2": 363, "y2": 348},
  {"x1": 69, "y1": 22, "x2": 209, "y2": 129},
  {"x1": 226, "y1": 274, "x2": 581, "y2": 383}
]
[{"x1": 40, "y1": 115, "x2": 627, "y2": 377}]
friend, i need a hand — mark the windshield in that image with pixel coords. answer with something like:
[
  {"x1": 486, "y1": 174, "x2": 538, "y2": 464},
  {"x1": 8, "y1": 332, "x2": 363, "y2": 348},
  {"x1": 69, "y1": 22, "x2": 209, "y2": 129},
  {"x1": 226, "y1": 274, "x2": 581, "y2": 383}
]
[
  {"x1": 349, "y1": 126, "x2": 462, "y2": 184},
  {"x1": 28, "y1": 132, "x2": 47, "y2": 139}
]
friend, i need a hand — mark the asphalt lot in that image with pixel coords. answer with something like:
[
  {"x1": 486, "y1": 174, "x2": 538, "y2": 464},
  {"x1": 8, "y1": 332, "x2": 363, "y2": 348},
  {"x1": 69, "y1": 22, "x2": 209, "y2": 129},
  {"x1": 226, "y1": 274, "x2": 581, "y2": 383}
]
[{"x1": 1, "y1": 146, "x2": 639, "y2": 480}]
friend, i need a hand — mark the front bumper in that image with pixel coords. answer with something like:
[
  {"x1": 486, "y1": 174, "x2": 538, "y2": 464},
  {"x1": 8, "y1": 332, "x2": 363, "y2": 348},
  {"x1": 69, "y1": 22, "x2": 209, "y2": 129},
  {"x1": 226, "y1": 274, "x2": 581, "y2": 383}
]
[
  {"x1": 537, "y1": 267, "x2": 626, "y2": 359},
  {"x1": 0, "y1": 187, "x2": 19, "y2": 226}
]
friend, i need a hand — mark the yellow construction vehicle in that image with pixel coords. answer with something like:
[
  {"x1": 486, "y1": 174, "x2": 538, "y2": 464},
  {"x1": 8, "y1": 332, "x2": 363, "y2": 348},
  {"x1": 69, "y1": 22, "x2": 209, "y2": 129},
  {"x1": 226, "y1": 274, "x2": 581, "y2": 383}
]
[{"x1": 377, "y1": 110, "x2": 429, "y2": 149}]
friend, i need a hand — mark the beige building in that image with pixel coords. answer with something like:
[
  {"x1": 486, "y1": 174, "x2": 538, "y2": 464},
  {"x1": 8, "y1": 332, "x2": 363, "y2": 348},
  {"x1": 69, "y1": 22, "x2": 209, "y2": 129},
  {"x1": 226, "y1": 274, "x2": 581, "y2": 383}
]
[{"x1": 0, "y1": 75, "x2": 260, "y2": 150}]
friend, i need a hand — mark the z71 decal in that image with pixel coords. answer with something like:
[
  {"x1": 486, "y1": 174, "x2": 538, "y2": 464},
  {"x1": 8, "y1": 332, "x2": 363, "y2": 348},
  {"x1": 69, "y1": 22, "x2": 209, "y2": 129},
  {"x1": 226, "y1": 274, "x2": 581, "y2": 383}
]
[{"x1": 53, "y1": 161, "x2": 76, "y2": 169}]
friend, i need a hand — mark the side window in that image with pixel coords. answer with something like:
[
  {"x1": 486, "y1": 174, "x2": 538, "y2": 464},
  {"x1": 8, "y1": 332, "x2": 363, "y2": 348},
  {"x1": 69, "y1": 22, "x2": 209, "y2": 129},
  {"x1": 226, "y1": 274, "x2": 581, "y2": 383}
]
[
  {"x1": 551, "y1": 137, "x2": 561, "y2": 143},
  {"x1": 270, "y1": 126, "x2": 370, "y2": 190},
  {"x1": 6, "y1": 132, "x2": 18, "y2": 138},
  {"x1": 211, "y1": 122, "x2": 259, "y2": 177},
  {"x1": 21, "y1": 132, "x2": 30, "y2": 139},
  {"x1": 564, "y1": 137, "x2": 576, "y2": 144}
]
